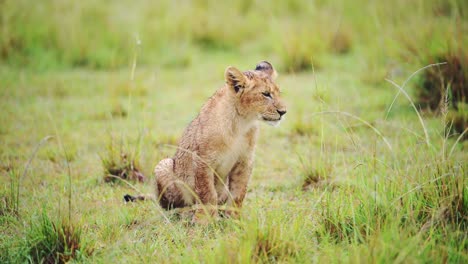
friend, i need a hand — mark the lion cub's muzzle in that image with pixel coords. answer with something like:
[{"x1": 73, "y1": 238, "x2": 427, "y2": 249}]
[{"x1": 262, "y1": 108, "x2": 287, "y2": 127}]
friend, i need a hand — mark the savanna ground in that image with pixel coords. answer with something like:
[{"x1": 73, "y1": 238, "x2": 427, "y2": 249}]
[{"x1": 1, "y1": 0, "x2": 467, "y2": 263}]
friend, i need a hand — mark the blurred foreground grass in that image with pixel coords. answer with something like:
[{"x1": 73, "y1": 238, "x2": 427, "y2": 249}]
[{"x1": 1, "y1": 0, "x2": 467, "y2": 263}]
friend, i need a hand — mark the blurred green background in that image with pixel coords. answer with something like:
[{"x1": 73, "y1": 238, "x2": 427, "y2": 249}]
[{"x1": 1, "y1": 0, "x2": 466, "y2": 72}]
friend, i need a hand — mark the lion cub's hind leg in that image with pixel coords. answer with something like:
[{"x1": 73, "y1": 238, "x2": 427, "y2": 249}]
[{"x1": 154, "y1": 158, "x2": 187, "y2": 209}]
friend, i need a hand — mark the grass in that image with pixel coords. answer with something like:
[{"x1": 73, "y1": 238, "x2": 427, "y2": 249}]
[
  {"x1": 446, "y1": 104, "x2": 468, "y2": 140},
  {"x1": 416, "y1": 51, "x2": 467, "y2": 111},
  {"x1": 101, "y1": 135, "x2": 146, "y2": 183},
  {"x1": 1, "y1": 0, "x2": 468, "y2": 263},
  {"x1": 23, "y1": 211, "x2": 92, "y2": 264}
]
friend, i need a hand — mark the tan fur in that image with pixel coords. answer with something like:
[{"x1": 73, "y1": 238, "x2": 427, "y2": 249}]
[{"x1": 154, "y1": 61, "x2": 287, "y2": 221}]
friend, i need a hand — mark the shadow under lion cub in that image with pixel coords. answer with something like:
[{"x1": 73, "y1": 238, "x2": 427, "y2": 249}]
[{"x1": 125, "y1": 61, "x2": 287, "y2": 224}]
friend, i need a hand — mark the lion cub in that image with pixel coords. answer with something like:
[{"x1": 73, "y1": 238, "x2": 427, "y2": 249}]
[{"x1": 128, "y1": 61, "x2": 286, "y2": 221}]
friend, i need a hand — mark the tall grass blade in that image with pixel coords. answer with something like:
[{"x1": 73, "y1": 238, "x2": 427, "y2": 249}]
[{"x1": 308, "y1": 111, "x2": 393, "y2": 152}]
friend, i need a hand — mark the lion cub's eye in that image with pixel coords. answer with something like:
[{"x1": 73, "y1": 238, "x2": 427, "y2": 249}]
[{"x1": 262, "y1": 91, "x2": 272, "y2": 98}]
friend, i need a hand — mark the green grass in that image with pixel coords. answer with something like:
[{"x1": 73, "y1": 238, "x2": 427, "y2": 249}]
[{"x1": 1, "y1": 0, "x2": 467, "y2": 263}]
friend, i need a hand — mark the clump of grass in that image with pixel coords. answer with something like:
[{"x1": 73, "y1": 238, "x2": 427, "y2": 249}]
[
  {"x1": 101, "y1": 138, "x2": 145, "y2": 183},
  {"x1": 301, "y1": 165, "x2": 335, "y2": 191},
  {"x1": 0, "y1": 194, "x2": 17, "y2": 218},
  {"x1": 277, "y1": 25, "x2": 324, "y2": 73},
  {"x1": 329, "y1": 29, "x2": 353, "y2": 55},
  {"x1": 110, "y1": 103, "x2": 128, "y2": 118},
  {"x1": 417, "y1": 51, "x2": 467, "y2": 111},
  {"x1": 416, "y1": 162, "x2": 467, "y2": 232},
  {"x1": 102, "y1": 153, "x2": 145, "y2": 183},
  {"x1": 321, "y1": 215, "x2": 364, "y2": 243},
  {"x1": 251, "y1": 227, "x2": 298, "y2": 263},
  {"x1": 432, "y1": 0, "x2": 457, "y2": 17},
  {"x1": 446, "y1": 103, "x2": 467, "y2": 140},
  {"x1": 0, "y1": 169, "x2": 19, "y2": 217},
  {"x1": 421, "y1": 192, "x2": 468, "y2": 233},
  {"x1": 316, "y1": 192, "x2": 388, "y2": 244},
  {"x1": 302, "y1": 169, "x2": 328, "y2": 190},
  {"x1": 209, "y1": 214, "x2": 304, "y2": 262},
  {"x1": 298, "y1": 154, "x2": 333, "y2": 191},
  {"x1": 279, "y1": 42, "x2": 316, "y2": 73},
  {"x1": 25, "y1": 211, "x2": 93, "y2": 263}
]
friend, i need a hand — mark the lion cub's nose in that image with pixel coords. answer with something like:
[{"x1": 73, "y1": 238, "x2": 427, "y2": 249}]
[{"x1": 277, "y1": 109, "x2": 287, "y2": 117}]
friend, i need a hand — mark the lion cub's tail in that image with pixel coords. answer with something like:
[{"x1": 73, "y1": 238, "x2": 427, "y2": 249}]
[{"x1": 123, "y1": 193, "x2": 155, "y2": 203}]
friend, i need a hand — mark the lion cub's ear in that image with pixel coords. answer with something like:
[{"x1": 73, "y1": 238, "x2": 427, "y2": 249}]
[
  {"x1": 255, "y1": 61, "x2": 277, "y2": 80},
  {"x1": 225, "y1": 66, "x2": 246, "y2": 93}
]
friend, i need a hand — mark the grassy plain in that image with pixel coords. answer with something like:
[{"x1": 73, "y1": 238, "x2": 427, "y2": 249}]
[{"x1": 1, "y1": 0, "x2": 467, "y2": 263}]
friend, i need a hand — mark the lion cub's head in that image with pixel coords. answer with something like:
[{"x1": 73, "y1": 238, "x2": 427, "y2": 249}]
[{"x1": 225, "y1": 61, "x2": 287, "y2": 126}]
